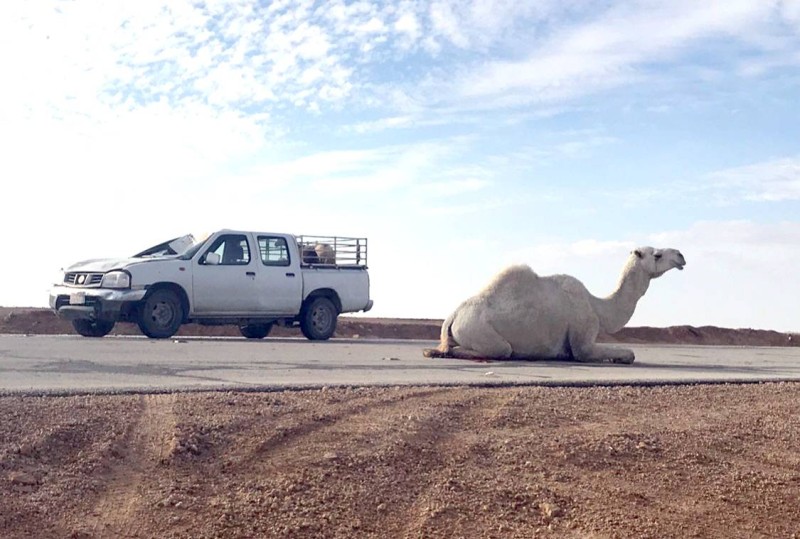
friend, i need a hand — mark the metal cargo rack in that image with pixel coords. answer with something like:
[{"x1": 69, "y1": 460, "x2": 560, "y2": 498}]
[{"x1": 296, "y1": 235, "x2": 368, "y2": 267}]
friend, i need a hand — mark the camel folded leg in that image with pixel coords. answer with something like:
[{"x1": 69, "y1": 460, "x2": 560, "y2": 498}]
[
  {"x1": 430, "y1": 346, "x2": 503, "y2": 360},
  {"x1": 573, "y1": 343, "x2": 636, "y2": 364}
]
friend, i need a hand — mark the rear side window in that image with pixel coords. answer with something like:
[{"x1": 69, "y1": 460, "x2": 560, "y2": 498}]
[{"x1": 258, "y1": 236, "x2": 290, "y2": 266}]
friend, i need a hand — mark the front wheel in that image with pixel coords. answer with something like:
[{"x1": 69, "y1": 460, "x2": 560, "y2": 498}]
[
  {"x1": 72, "y1": 319, "x2": 115, "y2": 337},
  {"x1": 137, "y1": 289, "x2": 183, "y2": 339},
  {"x1": 299, "y1": 297, "x2": 338, "y2": 341},
  {"x1": 239, "y1": 322, "x2": 274, "y2": 339}
]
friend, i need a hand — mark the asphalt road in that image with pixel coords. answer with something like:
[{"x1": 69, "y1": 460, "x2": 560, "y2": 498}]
[{"x1": 2, "y1": 334, "x2": 800, "y2": 395}]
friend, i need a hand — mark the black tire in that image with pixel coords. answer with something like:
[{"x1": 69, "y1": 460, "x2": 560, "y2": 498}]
[
  {"x1": 299, "y1": 297, "x2": 338, "y2": 341},
  {"x1": 137, "y1": 289, "x2": 183, "y2": 339},
  {"x1": 239, "y1": 322, "x2": 274, "y2": 339},
  {"x1": 72, "y1": 319, "x2": 115, "y2": 337}
]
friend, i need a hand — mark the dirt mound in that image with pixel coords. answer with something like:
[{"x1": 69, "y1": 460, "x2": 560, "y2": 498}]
[
  {"x1": 600, "y1": 325, "x2": 798, "y2": 347},
  {"x1": 2, "y1": 307, "x2": 797, "y2": 347}
]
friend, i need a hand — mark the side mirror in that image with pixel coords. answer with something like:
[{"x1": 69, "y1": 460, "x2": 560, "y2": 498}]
[{"x1": 204, "y1": 252, "x2": 221, "y2": 265}]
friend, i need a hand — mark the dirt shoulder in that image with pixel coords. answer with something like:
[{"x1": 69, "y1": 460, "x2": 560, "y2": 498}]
[
  {"x1": 3, "y1": 384, "x2": 800, "y2": 538},
  {"x1": 1, "y1": 307, "x2": 798, "y2": 346}
]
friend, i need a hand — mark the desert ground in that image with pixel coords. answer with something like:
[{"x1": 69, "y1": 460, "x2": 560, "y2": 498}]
[{"x1": 2, "y1": 308, "x2": 800, "y2": 538}]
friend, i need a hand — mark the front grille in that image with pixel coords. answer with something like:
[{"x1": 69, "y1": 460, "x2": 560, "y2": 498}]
[{"x1": 63, "y1": 272, "x2": 104, "y2": 287}]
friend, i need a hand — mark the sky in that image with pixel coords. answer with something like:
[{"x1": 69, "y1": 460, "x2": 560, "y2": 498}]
[{"x1": 1, "y1": 0, "x2": 799, "y2": 331}]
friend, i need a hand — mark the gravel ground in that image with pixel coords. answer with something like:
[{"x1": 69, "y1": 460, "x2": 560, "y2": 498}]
[{"x1": 2, "y1": 383, "x2": 800, "y2": 538}]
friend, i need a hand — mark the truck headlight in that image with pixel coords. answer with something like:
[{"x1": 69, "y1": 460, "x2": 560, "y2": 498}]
[{"x1": 101, "y1": 271, "x2": 131, "y2": 289}]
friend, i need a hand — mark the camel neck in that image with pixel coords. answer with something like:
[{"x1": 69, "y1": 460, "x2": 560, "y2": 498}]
[{"x1": 590, "y1": 261, "x2": 650, "y2": 334}]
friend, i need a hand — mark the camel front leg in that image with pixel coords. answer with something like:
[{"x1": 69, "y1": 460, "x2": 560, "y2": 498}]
[{"x1": 568, "y1": 318, "x2": 636, "y2": 364}]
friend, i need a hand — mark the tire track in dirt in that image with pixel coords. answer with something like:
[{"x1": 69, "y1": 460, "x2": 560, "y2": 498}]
[
  {"x1": 232, "y1": 387, "x2": 454, "y2": 471},
  {"x1": 76, "y1": 394, "x2": 178, "y2": 539},
  {"x1": 234, "y1": 386, "x2": 511, "y2": 537},
  {"x1": 394, "y1": 389, "x2": 525, "y2": 538},
  {"x1": 152, "y1": 387, "x2": 468, "y2": 537}
]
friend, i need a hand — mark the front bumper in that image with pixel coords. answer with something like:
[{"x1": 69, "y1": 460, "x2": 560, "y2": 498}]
[{"x1": 49, "y1": 286, "x2": 148, "y2": 322}]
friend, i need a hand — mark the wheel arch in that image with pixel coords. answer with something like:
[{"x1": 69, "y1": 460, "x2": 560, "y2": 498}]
[
  {"x1": 302, "y1": 288, "x2": 342, "y2": 314},
  {"x1": 141, "y1": 282, "x2": 190, "y2": 322}
]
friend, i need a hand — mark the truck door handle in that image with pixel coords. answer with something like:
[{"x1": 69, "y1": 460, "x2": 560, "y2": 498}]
[
  {"x1": 286, "y1": 272, "x2": 295, "y2": 277},
  {"x1": 246, "y1": 271, "x2": 256, "y2": 276}
]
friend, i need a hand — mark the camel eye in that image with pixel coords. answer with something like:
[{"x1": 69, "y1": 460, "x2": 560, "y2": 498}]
[{"x1": 654, "y1": 254, "x2": 662, "y2": 259}]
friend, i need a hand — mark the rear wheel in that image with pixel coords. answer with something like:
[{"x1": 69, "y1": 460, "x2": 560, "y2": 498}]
[
  {"x1": 72, "y1": 319, "x2": 115, "y2": 337},
  {"x1": 239, "y1": 322, "x2": 274, "y2": 339},
  {"x1": 299, "y1": 297, "x2": 338, "y2": 341},
  {"x1": 137, "y1": 289, "x2": 183, "y2": 339}
]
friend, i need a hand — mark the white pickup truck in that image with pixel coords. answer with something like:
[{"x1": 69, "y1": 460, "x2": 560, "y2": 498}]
[{"x1": 49, "y1": 229, "x2": 372, "y2": 340}]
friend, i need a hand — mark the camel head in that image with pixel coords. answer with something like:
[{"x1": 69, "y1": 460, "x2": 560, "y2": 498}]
[{"x1": 632, "y1": 247, "x2": 686, "y2": 279}]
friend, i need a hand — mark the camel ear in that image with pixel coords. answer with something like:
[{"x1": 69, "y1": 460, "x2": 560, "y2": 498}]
[{"x1": 633, "y1": 249, "x2": 643, "y2": 259}]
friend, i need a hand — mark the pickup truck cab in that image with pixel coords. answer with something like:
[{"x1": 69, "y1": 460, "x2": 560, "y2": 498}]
[{"x1": 49, "y1": 230, "x2": 372, "y2": 340}]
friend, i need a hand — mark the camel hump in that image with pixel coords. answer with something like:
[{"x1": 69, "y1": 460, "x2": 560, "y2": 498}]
[{"x1": 482, "y1": 264, "x2": 538, "y2": 294}]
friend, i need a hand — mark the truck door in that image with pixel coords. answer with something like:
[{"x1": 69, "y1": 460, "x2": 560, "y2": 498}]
[
  {"x1": 253, "y1": 235, "x2": 303, "y2": 314},
  {"x1": 192, "y1": 233, "x2": 260, "y2": 314}
]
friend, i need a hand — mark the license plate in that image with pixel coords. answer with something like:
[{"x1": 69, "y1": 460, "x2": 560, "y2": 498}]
[{"x1": 69, "y1": 292, "x2": 86, "y2": 305}]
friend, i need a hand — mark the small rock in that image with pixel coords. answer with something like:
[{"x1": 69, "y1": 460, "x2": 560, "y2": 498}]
[
  {"x1": 323, "y1": 452, "x2": 338, "y2": 461},
  {"x1": 352, "y1": 334, "x2": 360, "y2": 339},
  {"x1": 17, "y1": 444, "x2": 36, "y2": 457},
  {"x1": 9, "y1": 471, "x2": 38, "y2": 486},
  {"x1": 540, "y1": 502, "x2": 564, "y2": 518},
  {"x1": 484, "y1": 371, "x2": 495, "y2": 376}
]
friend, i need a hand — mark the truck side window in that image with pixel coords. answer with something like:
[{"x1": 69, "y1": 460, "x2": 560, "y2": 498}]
[
  {"x1": 206, "y1": 235, "x2": 251, "y2": 265},
  {"x1": 258, "y1": 236, "x2": 290, "y2": 267}
]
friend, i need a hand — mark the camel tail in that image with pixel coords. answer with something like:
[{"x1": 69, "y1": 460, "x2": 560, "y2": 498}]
[{"x1": 422, "y1": 311, "x2": 457, "y2": 358}]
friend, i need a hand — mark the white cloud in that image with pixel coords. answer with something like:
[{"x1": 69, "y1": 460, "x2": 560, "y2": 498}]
[
  {"x1": 447, "y1": 1, "x2": 799, "y2": 108},
  {"x1": 429, "y1": 2, "x2": 469, "y2": 49},
  {"x1": 415, "y1": 178, "x2": 491, "y2": 197},
  {"x1": 347, "y1": 115, "x2": 415, "y2": 133},
  {"x1": 650, "y1": 220, "x2": 800, "y2": 249},
  {"x1": 420, "y1": 197, "x2": 516, "y2": 217},
  {"x1": 394, "y1": 11, "x2": 421, "y2": 46},
  {"x1": 708, "y1": 157, "x2": 800, "y2": 202},
  {"x1": 782, "y1": 0, "x2": 800, "y2": 22},
  {"x1": 546, "y1": 135, "x2": 619, "y2": 160}
]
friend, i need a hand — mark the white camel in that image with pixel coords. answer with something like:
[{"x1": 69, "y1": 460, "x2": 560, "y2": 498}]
[{"x1": 423, "y1": 247, "x2": 686, "y2": 364}]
